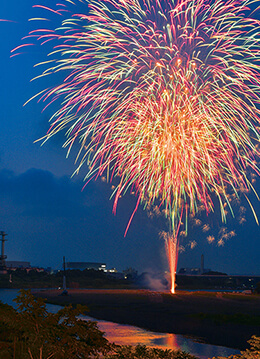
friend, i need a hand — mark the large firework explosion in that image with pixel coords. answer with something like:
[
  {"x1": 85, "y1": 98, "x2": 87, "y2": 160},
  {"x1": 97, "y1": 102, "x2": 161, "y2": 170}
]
[{"x1": 17, "y1": 0, "x2": 260, "y2": 292}]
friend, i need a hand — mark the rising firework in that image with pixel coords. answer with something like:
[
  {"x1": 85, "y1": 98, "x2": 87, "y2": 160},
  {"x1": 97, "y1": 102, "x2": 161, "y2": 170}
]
[{"x1": 16, "y1": 0, "x2": 260, "y2": 293}]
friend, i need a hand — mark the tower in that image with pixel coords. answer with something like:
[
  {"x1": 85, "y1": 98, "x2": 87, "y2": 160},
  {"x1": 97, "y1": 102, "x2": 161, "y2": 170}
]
[
  {"x1": 61, "y1": 256, "x2": 68, "y2": 295},
  {"x1": 0, "y1": 231, "x2": 7, "y2": 269}
]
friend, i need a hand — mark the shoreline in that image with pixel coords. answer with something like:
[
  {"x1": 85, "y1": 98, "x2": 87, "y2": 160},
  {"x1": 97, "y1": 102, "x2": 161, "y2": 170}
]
[{"x1": 33, "y1": 288, "x2": 260, "y2": 350}]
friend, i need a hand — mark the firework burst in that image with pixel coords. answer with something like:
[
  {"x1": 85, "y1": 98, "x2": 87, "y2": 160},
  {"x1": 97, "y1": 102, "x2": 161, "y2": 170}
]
[{"x1": 18, "y1": 0, "x2": 260, "y2": 292}]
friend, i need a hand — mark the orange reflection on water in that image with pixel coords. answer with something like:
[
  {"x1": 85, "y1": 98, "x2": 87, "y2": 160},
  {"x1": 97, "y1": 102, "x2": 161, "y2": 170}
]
[
  {"x1": 97, "y1": 320, "x2": 181, "y2": 350},
  {"x1": 165, "y1": 333, "x2": 179, "y2": 348},
  {"x1": 81, "y1": 315, "x2": 241, "y2": 359}
]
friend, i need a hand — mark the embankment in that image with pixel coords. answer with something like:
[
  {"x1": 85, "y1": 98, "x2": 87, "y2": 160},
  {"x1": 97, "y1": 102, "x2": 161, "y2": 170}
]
[{"x1": 33, "y1": 289, "x2": 260, "y2": 350}]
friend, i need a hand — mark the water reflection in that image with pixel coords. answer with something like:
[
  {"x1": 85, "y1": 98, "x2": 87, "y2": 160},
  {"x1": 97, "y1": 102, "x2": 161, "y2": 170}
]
[
  {"x1": 90, "y1": 318, "x2": 240, "y2": 359},
  {"x1": 0, "y1": 289, "x2": 240, "y2": 359}
]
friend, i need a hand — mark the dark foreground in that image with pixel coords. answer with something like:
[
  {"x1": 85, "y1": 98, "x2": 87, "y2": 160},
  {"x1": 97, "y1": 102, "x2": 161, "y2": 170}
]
[{"x1": 34, "y1": 289, "x2": 260, "y2": 351}]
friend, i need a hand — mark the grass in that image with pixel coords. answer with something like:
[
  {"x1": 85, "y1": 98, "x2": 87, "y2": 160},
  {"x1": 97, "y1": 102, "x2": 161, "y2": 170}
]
[{"x1": 190, "y1": 312, "x2": 260, "y2": 326}]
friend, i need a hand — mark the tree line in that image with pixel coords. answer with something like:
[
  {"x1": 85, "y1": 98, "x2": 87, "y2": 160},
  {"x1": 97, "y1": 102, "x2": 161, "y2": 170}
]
[{"x1": 0, "y1": 290, "x2": 259, "y2": 359}]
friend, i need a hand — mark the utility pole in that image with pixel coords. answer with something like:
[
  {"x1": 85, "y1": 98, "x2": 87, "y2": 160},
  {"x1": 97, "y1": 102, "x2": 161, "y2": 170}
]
[
  {"x1": 0, "y1": 231, "x2": 7, "y2": 269},
  {"x1": 62, "y1": 256, "x2": 68, "y2": 295}
]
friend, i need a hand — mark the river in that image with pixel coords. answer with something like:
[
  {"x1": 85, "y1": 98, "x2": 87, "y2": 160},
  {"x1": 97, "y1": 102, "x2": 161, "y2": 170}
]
[{"x1": 0, "y1": 289, "x2": 241, "y2": 359}]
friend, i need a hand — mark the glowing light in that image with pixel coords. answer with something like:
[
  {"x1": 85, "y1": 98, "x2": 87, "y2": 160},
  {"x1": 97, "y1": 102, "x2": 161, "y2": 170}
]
[
  {"x1": 19, "y1": 0, "x2": 260, "y2": 293},
  {"x1": 161, "y1": 231, "x2": 178, "y2": 294}
]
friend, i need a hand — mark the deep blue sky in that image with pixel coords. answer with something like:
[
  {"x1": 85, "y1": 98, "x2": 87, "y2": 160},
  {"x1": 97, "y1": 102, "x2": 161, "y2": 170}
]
[{"x1": 0, "y1": 0, "x2": 259, "y2": 275}]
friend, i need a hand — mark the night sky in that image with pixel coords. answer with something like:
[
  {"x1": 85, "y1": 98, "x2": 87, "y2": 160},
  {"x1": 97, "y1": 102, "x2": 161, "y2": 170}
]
[{"x1": 0, "y1": 0, "x2": 259, "y2": 275}]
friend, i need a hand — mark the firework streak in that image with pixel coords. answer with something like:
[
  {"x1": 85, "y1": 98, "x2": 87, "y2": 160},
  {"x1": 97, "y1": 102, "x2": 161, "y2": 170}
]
[{"x1": 17, "y1": 0, "x2": 260, "y2": 292}]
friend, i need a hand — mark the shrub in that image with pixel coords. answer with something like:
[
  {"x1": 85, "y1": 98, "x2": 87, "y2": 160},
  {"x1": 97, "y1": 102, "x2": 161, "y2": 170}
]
[
  {"x1": 213, "y1": 335, "x2": 260, "y2": 359},
  {"x1": 104, "y1": 344, "x2": 199, "y2": 359},
  {"x1": 0, "y1": 289, "x2": 110, "y2": 359}
]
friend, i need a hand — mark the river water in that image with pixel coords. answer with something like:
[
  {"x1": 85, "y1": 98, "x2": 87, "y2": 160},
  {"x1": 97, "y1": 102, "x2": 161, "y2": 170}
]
[{"x1": 0, "y1": 289, "x2": 241, "y2": 359}]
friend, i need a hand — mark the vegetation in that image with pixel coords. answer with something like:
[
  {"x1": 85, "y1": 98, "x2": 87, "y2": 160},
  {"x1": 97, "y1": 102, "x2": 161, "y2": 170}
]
[
  {"x1": 0, "y1": 290, "x2": 259, "y2": 359},
  {"x1": 0, "y1": 289, "x2": 109, "y2": 359},
  {"x1": 106, "y1": 345, "x2": 198, "y2": 358},
  {"x1": 1, "y1": 268, "x2": 259, "y2": 291},
  {"x1": 213, "y1": 336, "x2": 260, "y2": 359},
  {"x1": 255, "y1": 282, "x2": 260, "y2": 294},
  {"x1": 0, "y1": 290, "x2": 199, "y2": 359},
  {"x1": 175, "y1": 274, "x2": 259, "y2": 290},
  {"x1": 191, "y1": 312, "x2": 260, "y2": 326},
  {"x1": 0, "y1": 269, "x2": 133, "y2": 289}
]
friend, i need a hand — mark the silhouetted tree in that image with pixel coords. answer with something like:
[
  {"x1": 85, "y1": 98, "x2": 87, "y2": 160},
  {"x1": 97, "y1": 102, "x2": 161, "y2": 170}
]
[
  {"x1": 0, "y1": 289, "x2": 109, "y2": 359},
  {"x1": 213, "y1": 335, "x2": 260, "y2": 359}
]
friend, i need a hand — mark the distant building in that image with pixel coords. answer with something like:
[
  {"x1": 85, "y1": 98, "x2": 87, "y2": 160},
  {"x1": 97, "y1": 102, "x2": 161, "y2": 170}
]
[
  {"x1": 178, "y1": 267, "x2": 212, "y2": 275},
  {"x1": 6, "y1": 261, "x2": 31, "y2": 269},
  {"x1": 65, "y1": 262, "x2": 117, "y2": 273},
  {"x1": 178, "y1": 267, "x2": 201, "y2": 275},
  {"x1": 66, "y1": 262, "x2": 107, "y2": 271},
  {"x1": 179, "y1": 254, "x2": 211, "y2": 275}
]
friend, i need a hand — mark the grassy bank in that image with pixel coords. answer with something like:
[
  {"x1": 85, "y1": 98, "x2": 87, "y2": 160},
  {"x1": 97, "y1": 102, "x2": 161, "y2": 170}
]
[{"x1": 33, "y1": 289, "x2": 260, "y2": 351}]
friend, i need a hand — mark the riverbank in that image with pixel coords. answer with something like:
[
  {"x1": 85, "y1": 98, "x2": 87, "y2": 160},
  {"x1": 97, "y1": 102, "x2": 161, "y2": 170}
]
[{"x1": 33, "y1": 288, "x2": 260, "y2": 351}]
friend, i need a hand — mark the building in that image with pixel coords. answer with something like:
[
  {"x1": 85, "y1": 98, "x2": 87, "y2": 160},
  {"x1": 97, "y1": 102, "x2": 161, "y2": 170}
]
[
  {"x1": 6, "y1": 261, "x2": 31, "y2": 269},
  {"x1": 178, "y1": 254, "x2": 211, "y2": 275},
  {"x1": 178, "y1": 267, "x2": 201, "y2": 275},
  {"x1": 65, "y1": 262, "x2": 107, "y2": 271},
  {"x1": 65, "y1": 262, "x2": 117, "y2": 273}
]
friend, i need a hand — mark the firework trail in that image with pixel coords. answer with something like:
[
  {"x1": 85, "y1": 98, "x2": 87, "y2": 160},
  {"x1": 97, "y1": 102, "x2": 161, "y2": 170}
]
[{"x1": 18, "y1": 0, "x2": 260, "y2": 293}]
